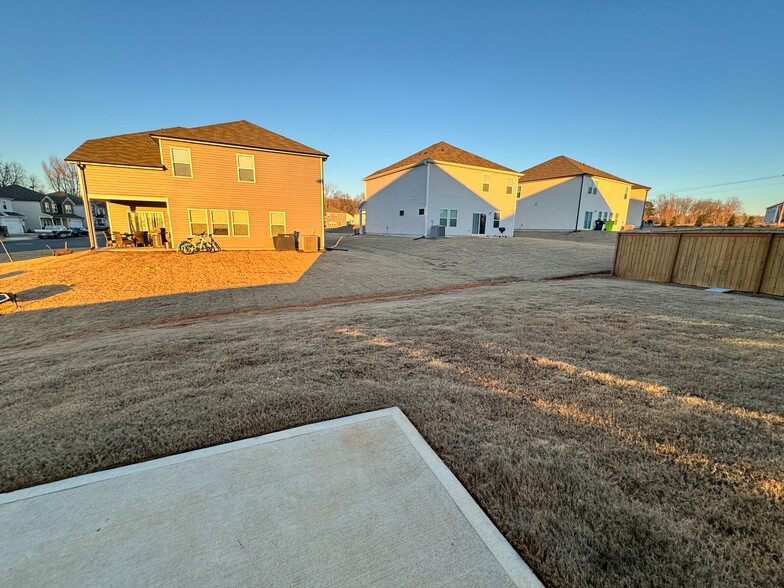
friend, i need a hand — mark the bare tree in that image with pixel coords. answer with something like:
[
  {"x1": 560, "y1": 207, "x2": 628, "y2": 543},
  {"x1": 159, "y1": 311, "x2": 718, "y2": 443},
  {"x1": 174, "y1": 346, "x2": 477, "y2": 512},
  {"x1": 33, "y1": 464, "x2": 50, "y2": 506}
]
[
  {"x1": 42, "y1": 155, "x2": 80, "y2": 195},
  {"x1": 28, "y1": 175, "x2": 45, "y2": 192},
  {"x1": 323, "y1": 182, "x2": 363, "y2": 214},
  {"x1": 0, "y1": 157, "x2": 28, "y2": 187}
]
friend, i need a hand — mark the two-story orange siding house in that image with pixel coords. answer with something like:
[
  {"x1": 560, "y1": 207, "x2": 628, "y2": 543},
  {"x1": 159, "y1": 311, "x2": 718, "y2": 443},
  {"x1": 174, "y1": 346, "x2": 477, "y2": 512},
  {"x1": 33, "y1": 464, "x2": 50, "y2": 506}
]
[{"x1": 65, "y1": 121, "x2": 328, "y2": 250}]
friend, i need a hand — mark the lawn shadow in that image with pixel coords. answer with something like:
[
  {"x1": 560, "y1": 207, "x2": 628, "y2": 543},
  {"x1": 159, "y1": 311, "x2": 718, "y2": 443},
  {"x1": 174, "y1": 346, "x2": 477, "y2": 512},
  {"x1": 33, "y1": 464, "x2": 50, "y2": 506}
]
[
  {"x1": 0, "y1": 270, "x2": 26, "y2": 280},
  {"x1": 18, "y1": 284, "x2": 72, "y2": 302}
]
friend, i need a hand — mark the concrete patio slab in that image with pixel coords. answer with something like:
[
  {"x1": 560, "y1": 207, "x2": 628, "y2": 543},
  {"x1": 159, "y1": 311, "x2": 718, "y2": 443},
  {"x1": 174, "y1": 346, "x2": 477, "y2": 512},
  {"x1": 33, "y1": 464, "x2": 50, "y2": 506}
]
[{"x1": 0, "y1": 408, "x2": 541, "y2": 587}]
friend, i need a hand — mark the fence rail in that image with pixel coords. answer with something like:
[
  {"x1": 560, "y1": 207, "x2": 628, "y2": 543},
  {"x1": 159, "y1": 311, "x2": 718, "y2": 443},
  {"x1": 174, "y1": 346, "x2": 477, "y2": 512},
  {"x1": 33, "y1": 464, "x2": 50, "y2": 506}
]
[{"x1": 612, "y1": 231, "x2": 784, "y2": 296}]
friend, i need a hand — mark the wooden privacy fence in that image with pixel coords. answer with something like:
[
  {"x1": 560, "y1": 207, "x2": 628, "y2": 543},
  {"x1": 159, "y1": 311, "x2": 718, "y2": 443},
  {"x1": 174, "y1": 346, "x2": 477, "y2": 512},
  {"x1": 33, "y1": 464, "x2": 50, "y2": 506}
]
[{"x1": 612, "y1": 231, "x2": 784, "y2": 296}]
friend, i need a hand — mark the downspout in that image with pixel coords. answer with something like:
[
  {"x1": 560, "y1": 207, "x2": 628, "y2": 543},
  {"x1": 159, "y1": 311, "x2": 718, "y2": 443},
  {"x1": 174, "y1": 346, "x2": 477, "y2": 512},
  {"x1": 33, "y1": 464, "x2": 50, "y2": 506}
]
[
  {"x1": 320, "y1": 157, "x2": 326, "y2": 249},
  {"x1": 574, "y1": 174, "x2": 586, "y2": 232},
  {"x1": 77, "y1": 163, "x2": 97, "y2": 250},
  {"x1": 641, "y1": 189, "x2": 650, "y2": 229},
  {"x1": 424, "y1": 161, "x2": 431, "y2": 237}
]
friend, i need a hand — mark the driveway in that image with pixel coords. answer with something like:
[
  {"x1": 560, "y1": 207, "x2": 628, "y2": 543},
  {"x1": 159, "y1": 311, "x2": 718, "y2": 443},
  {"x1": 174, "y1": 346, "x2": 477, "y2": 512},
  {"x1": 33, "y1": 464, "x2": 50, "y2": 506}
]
[{"x1": 0, "y1": 235, "x2": 93, "y2": 262}]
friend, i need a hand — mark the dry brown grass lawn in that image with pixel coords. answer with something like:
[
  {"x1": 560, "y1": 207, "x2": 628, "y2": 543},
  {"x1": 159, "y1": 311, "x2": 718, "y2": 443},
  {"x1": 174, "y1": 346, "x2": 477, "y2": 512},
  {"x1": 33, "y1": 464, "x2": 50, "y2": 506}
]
[
  {"x1": 0, "y1": 250, "x2": 319, "y2": 313},
  {"x1": 2, "y1": 234, "x2": 782, "y2": 586}
]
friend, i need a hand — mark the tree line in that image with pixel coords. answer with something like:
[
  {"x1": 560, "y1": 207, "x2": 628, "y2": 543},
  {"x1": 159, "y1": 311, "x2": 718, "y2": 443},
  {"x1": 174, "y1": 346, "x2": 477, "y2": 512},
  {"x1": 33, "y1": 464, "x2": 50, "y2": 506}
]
[
  {"x1": 645, "y1": 194, "x2": 759, "y2": 227},
  {"x1": 323, "y1": 182, "x2": 363, "y2": 214},
  {"x1": 0, "y1": 155, "x2": 80, "y2": 195}
]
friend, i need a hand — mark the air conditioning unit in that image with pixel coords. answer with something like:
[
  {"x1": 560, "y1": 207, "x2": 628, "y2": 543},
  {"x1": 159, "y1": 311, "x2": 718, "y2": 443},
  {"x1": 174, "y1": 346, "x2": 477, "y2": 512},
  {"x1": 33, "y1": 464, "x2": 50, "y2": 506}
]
[
  {"x1": 300, "y1": 235, "x2": 320, "y2": 252},
  {"x1": 430, "y1": 225, "x2": 445, "y2": 238}
]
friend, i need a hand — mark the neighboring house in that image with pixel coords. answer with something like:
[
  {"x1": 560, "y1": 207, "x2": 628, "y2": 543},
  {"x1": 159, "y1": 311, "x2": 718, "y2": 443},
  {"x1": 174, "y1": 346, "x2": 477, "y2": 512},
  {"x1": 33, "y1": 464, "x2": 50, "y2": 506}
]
[
  {"x1": 324, "y1": 207, "x2": 354, "y2": 227},
  {"x1": 65, "y1": 120, "x2": 328, "y2": 249},
  {"x1": 0, "y1": 194, "x2": 27, "y2": 235},
  {"x1": 360, "y1": 142, "x2": 520, "y2": 237},
  {"x1": 48, "y1": 191, "x2": 108, "y2": 229},
  {"x1": 763, "y1": 202, "x2": 783, "y2": 225},
  {"x1": 0, "y1": 185, "x2": 85, "y2": 230},
  {"x1": 514, "y1": 156, "x2": 650, "y2": 232}
]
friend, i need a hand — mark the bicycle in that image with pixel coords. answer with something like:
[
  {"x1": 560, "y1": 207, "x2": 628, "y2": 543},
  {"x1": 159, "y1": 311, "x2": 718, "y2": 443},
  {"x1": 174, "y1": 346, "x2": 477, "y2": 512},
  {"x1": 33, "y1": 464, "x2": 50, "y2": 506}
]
[{"x1": 178, "y1": 232, "x2": 221, "y2": 254}]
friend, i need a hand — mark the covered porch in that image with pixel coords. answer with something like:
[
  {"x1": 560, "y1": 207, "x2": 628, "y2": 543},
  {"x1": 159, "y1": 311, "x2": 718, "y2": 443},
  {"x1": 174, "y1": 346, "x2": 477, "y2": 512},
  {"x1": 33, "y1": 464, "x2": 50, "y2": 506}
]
[{"x1": 100, "y1": 197, "x2": 171, "y2": 248}]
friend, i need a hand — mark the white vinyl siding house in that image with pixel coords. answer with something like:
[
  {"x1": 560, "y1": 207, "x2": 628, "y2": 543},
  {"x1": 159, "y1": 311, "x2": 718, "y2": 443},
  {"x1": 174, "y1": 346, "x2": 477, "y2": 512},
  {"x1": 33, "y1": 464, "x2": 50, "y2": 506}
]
[{"x1": 360, "y1": 142, "x2": 519, "y2": 238}]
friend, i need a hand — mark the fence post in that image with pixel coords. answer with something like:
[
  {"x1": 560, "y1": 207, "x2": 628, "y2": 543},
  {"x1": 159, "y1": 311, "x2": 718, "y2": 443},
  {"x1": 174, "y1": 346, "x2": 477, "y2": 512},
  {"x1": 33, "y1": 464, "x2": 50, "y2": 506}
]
[
  {"x1": 755, "y1": 233, "x2": 775, "y2": 294},
  {"x1": 611, "y1": 233, "x2": 623, "y2": 277},
  {"x1": 666, "y1": 232, "x2": 683, "y2": 283}
]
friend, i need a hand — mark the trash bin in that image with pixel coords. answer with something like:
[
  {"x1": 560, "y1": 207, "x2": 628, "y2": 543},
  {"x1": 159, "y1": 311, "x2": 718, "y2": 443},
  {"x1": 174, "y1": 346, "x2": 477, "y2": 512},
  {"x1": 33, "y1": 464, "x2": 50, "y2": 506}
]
[
  {"x1": 273, "y1": 233, "x2": 297, "y2": 251},
  {"x1": 604, "y1": 220, "x2": 615, "y2": 231},
  {"x1": 594, "y1": 219, "x2": 605, "y2": 231}
]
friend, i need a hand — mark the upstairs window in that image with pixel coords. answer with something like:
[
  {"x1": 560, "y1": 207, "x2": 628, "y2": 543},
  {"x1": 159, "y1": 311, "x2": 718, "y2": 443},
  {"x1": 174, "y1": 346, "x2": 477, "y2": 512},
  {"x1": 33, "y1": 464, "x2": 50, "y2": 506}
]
[
  {"x1": 506, "y1": 178, "x2": 514, "y2": 195},
  {"x1": 269, "y1": 211, "x2": 285, "y2": 237},
  {"x1": 516, "y1": 186, "x2": 522, "y2": 199},
  {"x1": 237, "y1": 154, "x2": 255, "y2": 182},
  {"x1": 624, "y1": 187, "x2": 629, "y2": 199},
  {"x1": 399, "y1": 210, "x2": 405, "y2": 216},
  {"x1": 43, "y1": 201, "x2": 51, "y2": 213},
  {"x1": 1, "y1": 200, "x2": 7, "y2": 210},
  {"x1": 171, "y1": 147, "x2": 192, "y2": 177},
  {"x1": 64, "y1": 203, "x2": 73, "y2": 214},
  {"x1": 418, "y1": 208, "x2": 425, "y2": 215},
  {"x1": 482, "y1": 174, "x2": 491, "y2": 192}
]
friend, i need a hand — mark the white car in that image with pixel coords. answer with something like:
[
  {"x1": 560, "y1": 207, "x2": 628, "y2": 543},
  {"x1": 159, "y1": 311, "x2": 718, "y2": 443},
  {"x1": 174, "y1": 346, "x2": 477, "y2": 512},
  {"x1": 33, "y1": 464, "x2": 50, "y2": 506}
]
[{"x1": 35, "y1": 225, "x2": 73, "y2": 239}]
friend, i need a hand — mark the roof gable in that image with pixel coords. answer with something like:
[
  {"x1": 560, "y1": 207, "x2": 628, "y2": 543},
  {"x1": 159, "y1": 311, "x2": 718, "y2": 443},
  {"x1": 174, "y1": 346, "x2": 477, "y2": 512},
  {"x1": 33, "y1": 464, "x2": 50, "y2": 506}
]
[
  {"x1": 66, "y1": 120, "x2": 327, "y2": 168},
  {"x1": 519, "y1": 155, "x2": 649, "y2": 188},
  {"x1": 365, "y1": 141, "x2": 518, "y2": 180}
]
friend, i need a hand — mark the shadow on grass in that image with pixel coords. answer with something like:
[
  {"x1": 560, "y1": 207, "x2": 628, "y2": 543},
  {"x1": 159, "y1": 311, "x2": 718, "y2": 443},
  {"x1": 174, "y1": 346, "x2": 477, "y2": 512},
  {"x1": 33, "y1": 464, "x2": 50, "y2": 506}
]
[
  {"x1": 0, "y1": 270, "x2": 26, "y2": 280},
  {"x1": 18, "y1": 284, "x2": 72, "y2": 302}
]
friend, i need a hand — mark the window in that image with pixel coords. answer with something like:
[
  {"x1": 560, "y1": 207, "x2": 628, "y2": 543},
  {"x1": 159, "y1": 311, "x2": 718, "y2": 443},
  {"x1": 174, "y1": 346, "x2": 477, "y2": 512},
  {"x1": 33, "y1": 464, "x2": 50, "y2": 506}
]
[
  {"x1": 211, "y1": 210, "x2": 230, "y2": 235},
  {"x1": 269, "y1": 211, "x2": 285, "y2": 237},
  {"x1": 516, "y1": 186, "x2": 521, "y2": 199},
  {"x1": 188, "y1": 209, "x2": 208, "y2": 235},
  {"x1": 237, "y1": 154, "x2": 255, "y2": 182},
  {"x1": 418, "y1": 208, "x2": 425, "y2": 215},
  {"x1": 43, "y1": 201, "x2": 51, "y2": 213},
  {"x1": 399, "y1": 210, "x2": 405, "y2": 216},
  {"x1": 232, "y1": 210, "x2": 250, "y2": 236},
  {"x1": 171, "y1": 147, "x2": 192, "y2": 177},
  {"x1": 624, "y1": 187, "x2": 629, "y2": 199},
  {"x1": 449, "y1": 209, "x2": 458, "y2": 227},
  {"x1": 439, "y1": 209, "x2": 448, "y2": 227},
  {"x1": 506, "y1": 178, "x2": 514, "y2": 195},
  {"x1": 1, "y1": 200, "x2": 6, "y2": 210},
  {"x1": 482, "y1": 174, "x2": 491, "y2": 192},
  {"x1": 128, "y1": 211, "x2": 165, "y2": 232},
  {"x1": 64, "y1": 203, "x2": 72, "y2": 214},
  {"x1": 583, "y1": 211, "x2": 593, "y2": 229},
  {"x1": 493, "y1": 212, "x2": 500, "y2": 228}
]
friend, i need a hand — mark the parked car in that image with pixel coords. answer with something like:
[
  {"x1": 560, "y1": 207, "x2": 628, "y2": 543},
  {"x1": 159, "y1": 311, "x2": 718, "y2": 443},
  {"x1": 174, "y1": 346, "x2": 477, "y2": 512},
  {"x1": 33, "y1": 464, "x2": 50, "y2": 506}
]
[
  {"x1": 70, "y1": 226, "x2": 89, "y2": 237},
  {"x1": 34, "y1": 225, "x2": 73, "y2": 239}
]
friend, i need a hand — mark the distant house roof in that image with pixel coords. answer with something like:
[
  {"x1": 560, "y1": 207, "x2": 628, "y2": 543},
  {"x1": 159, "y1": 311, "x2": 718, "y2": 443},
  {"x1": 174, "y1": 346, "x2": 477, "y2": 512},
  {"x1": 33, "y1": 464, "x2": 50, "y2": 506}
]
[
  {"x1": 519, "y1": 156, "x2": 650, "y2": 189},
  {"x1": 0, "y1": 185, "x2": 48, "y2": 202},
  {"x1": 66, "y1": 120, "x2": 328, "y2": 168},
  {"x1": 0, "y1": 211, "x2": 24, "y2": 217},
  {"x1": 324, "y1": 207, "x2": 351, "y2": 214},
  {"x1": 364, "y1": 141, "x2": 518, "y2": 181},
  {"x1": 48, "y1": 192, "x2": 84, "y2": 205}
]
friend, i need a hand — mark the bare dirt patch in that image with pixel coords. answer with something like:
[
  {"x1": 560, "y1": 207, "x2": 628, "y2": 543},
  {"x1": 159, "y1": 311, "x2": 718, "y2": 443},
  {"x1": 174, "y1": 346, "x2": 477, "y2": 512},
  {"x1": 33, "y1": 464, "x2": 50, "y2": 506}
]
[{"x1": 0, "y1": 250, "x2": 319, "y2": 313}]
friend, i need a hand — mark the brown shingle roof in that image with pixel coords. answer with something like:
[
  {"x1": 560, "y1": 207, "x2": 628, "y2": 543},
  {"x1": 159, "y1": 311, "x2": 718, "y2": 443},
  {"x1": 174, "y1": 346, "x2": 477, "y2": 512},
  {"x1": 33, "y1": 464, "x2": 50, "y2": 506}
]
[
  {"x1": 519, "y1": 155, "x2": 650, "y2": 189},
  {"x1": 66, "y1": 120, "x2": 327, "y2": 167},
  {"x1": 364, "y1": 141, "x2": 518, "y2": 181}
]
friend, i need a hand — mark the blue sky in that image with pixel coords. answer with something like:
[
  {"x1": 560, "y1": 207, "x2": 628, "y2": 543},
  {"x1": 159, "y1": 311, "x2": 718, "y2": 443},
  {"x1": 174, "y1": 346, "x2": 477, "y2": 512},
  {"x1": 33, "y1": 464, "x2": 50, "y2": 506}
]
[{"x1": 1, "y1": 0, "x2": 782, "y2": 214}]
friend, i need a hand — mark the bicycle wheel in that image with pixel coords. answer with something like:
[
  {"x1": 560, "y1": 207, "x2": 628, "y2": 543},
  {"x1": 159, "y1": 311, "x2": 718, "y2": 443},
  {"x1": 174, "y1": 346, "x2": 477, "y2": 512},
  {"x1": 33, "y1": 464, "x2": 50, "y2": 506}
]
[
  {"x1": 200, "y1": 242, "x2": 214, "y2": 253},
  {"x1": 180, "y1": 242, "x2": 196, "y2": 255},
  {"x1": 210, "y1": 239, "x2": 221, "y2": 252}
]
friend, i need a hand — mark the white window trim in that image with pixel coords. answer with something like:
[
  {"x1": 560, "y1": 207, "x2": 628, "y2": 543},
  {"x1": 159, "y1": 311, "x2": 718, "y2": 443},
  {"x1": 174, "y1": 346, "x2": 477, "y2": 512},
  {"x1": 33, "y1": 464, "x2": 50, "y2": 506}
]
[
  {"x1": 210, "y1": 209, "x2": 230, "y2": 237},
  {"x1": 482, "y1": 174, "x2": 491, "y2": 192},
  {"x1": 506, "y1": 178, "x2": 514, "y2": 195},
  {"x1": 236, "y1": 154, "x2": 256, "y2": 183},
  {"x1": 269, "y1": 211, "x2": 285, "y2": 237},
  {"x1": 231, "y1": 210, "x2": 251, "y2": 237},
  {"x1": 188, "y1": 208, "x2": 209, "y2": 236},
  {"x1": 171, "y1": 147, "x2": 193, "y2": 178}
]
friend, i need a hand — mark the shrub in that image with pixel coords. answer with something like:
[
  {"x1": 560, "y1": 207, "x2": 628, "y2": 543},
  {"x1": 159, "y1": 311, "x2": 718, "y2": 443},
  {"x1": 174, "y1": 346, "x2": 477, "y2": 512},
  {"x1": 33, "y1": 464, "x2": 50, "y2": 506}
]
[
  {"x1": 695, "y1": 214, "x2": 708, "y2": 227},
  {"x1": 744, "y1": 215, "x2": 755, "y2": 227},
  {"x1": 727, "y1": 214, "x2": 737, "y2": 227},
  {"x1": 660, "y1": 219, "x2": 667, "y2": 227},
  {"x1": 668, "y1": 218, "x2": 677, "y2": 227}
]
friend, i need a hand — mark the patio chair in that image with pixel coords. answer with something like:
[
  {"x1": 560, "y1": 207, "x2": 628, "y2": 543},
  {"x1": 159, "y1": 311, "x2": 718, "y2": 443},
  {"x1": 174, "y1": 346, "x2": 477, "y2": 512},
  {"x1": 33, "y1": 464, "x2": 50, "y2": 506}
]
[
  {"x1": 133, "y1": 231, "x2": 149, "y2": 247},
  {"x1": 102, "y1": 230, "x2": 115, "y2": 247},
  {"x1": 113, "y1": 231, "x2": 134, "y2": 248}
]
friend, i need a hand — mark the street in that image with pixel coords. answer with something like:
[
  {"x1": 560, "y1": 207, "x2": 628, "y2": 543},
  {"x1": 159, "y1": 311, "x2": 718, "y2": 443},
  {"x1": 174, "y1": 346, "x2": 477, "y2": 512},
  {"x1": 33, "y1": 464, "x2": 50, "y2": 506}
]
[{"x1": 0, "y1": 236, "x2": 93, "y2": 263}]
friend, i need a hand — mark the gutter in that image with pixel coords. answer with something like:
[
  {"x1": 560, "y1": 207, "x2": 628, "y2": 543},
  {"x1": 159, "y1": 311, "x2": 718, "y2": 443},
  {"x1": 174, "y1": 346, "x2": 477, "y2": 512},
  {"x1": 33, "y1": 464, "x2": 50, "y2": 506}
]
[{"x1": 574, "y1": 174, "x2": 586, "y2": 232}]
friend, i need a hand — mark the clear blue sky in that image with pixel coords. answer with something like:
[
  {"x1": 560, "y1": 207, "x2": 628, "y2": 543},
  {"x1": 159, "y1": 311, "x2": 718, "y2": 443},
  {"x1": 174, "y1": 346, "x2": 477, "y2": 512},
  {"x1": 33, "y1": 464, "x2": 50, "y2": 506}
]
[{"x1": 2, "y1": 0, "x2": 782, "y2": 214}]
